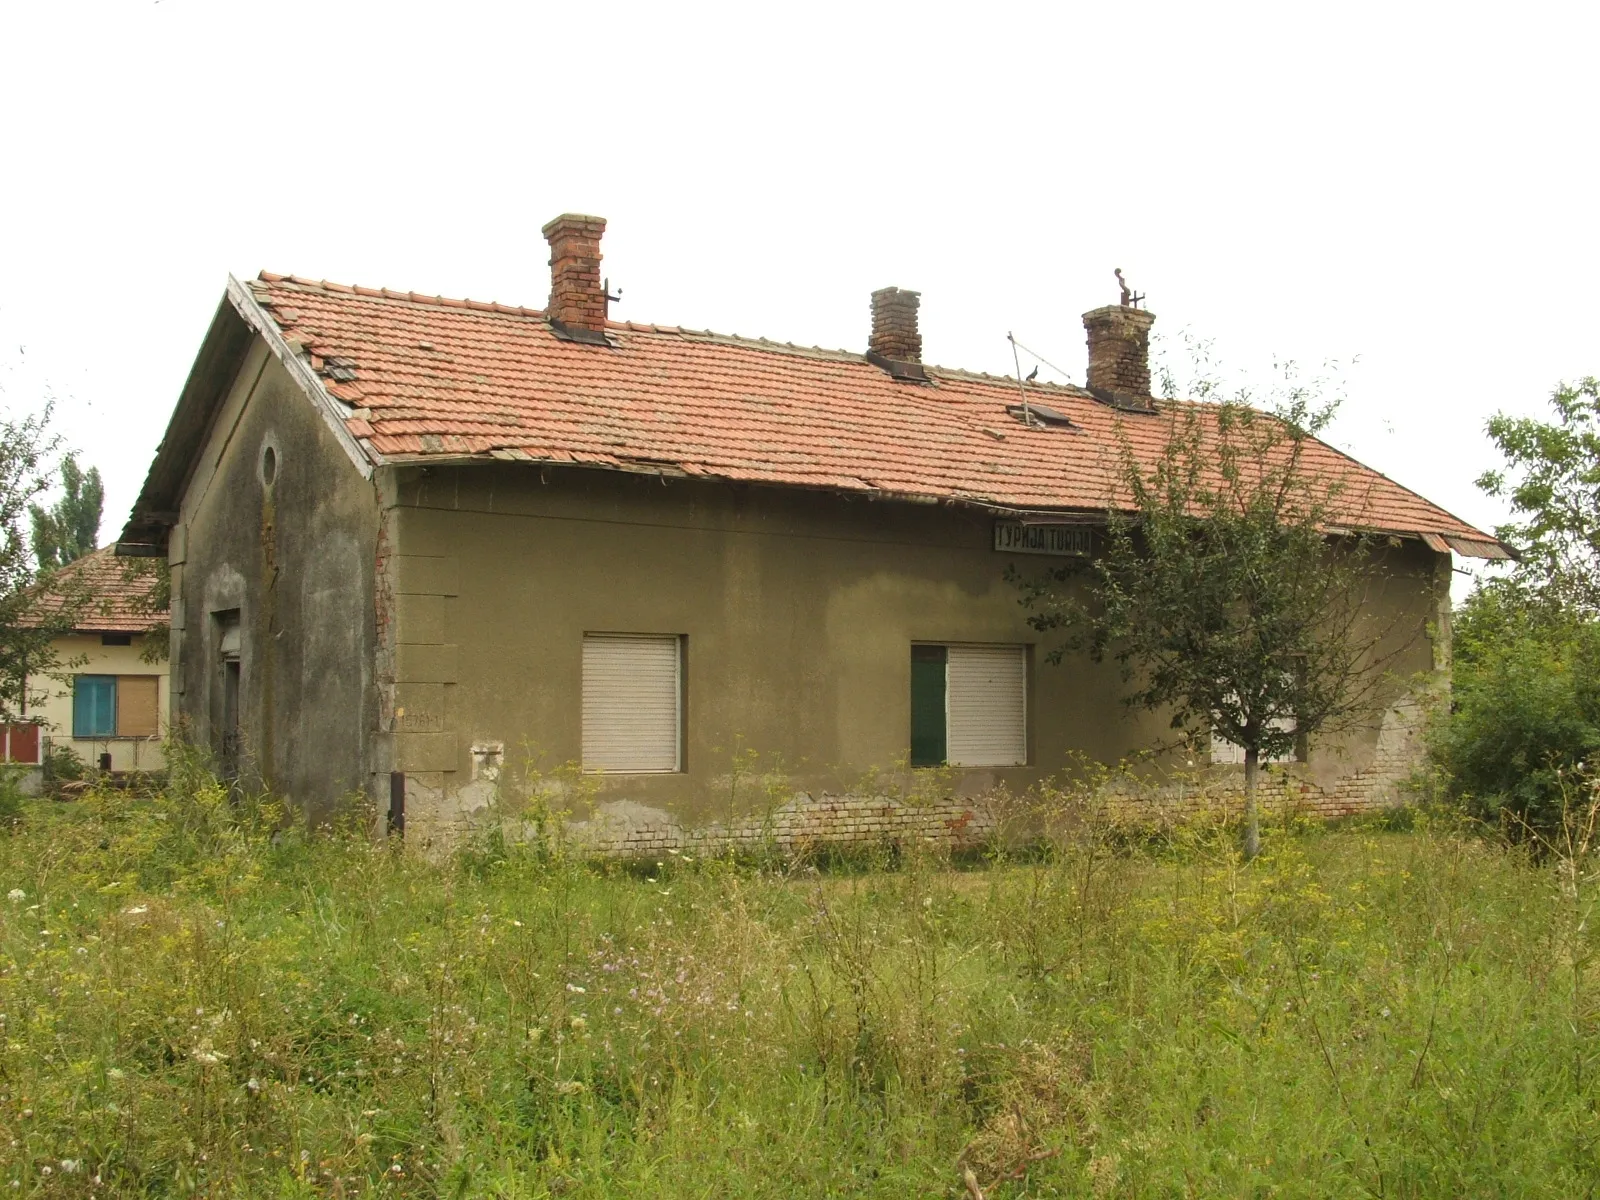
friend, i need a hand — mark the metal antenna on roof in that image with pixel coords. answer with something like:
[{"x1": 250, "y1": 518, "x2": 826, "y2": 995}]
[
  {"x1": 1008, "y1": 332, "x2": 1033, "y2": 426},
  {"x1": 604, "y1": 278, "x2": 623, "y2": 310}
]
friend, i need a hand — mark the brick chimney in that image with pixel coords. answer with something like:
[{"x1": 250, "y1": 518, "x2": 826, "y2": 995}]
[
  {"x1": 542, "y1": 213, "x2": 608, "y2": 339},
  {"x1": 869, "y1": 287, "x2": 922, "y2": 363},
  {"x1": 1083, "y1": 303, "x2": 1156, "y2": 406}
]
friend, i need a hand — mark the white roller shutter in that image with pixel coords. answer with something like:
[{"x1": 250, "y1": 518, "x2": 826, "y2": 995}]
[
  {"x1": 582, "y1": 634, "x2": 682, "y2": 773},
  {"x1": 946, "y1": 644, "x2": 1026, "y2": 766}
]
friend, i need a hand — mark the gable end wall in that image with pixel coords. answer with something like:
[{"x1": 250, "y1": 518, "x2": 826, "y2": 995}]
[{"x1": 169, "y1": 339, "x2": 380, "y2": 815}]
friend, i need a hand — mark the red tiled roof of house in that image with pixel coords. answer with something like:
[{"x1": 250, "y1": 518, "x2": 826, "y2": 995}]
[
  {"x1": 25, "y1": 546, "x2": 167, "y2": 634},
  {"x1": 243, "y1": 273, "x2": 1502, "y2": 552}
]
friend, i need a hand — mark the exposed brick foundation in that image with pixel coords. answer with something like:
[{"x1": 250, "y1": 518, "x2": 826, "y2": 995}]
[
  {"x1": 565, "y1": 792, "x2": 995, "y2": 858},
  {"x1": 419, "y1": 698, "x2": 1433, "y2": 857}
]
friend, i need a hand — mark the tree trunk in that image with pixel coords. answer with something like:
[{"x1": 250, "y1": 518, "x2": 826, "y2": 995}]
[{"x1": 1243, "y1": 745, "x2": 1261, "y2": 861}]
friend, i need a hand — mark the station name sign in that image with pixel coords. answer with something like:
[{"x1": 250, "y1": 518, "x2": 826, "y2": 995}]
[{"x1": 993, "y1": 521, "x2": 1093, "y2": 557}]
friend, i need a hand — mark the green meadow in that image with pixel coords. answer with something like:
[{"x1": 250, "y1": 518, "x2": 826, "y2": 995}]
[{"x1": 1, "y1": 770, "x2": 1597, "y2": 1198}]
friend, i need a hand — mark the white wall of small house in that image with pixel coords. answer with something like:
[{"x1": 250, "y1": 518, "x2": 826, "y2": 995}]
[{"x1": 28, "y1": 633, "x2": 170, "y2": 772}]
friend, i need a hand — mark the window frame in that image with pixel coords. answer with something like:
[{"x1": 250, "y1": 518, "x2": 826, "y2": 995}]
[
  {"x1": 909, "y1": 641, "x2": 1029, "y2": 769},
  {"x1": 580, "y1": 632, "x2": 685, "y2": 775},
  {"x1": 72, "y1": 675, "x2": 117, "y2": 739},
  {"x1": 70, "y1": 674, "x2": 163, "y2": 740}
]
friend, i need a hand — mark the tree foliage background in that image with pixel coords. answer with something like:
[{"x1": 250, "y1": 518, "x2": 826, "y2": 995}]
[
  {"x1": 1433, "y1": 378, "x2": 1600, "y2": 833},
  {"x1": 0, "y1": 404, "x2": 82, "y2": 720},
  {"x1": 29, "y1": 452, "x2": 102, "y2": 570}
]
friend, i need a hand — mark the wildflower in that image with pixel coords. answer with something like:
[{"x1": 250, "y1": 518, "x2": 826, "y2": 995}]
[
  {"x1": 191, "y1": 1047, "x2": 223, "y2": 1066},
  {"x1": 246, "y1": 1078, "x2": 261, "y2": 1093},
  {"x1": 1380, "y1": 1007, "x2": 1391, "y2": 1019},
  {"x1": 5, "y1": 890, "x2": 22, "y2": 903},
  {"x1": 569, "y1": 1016, "x2": 587, "y2": 1033},
  {"x1": 59, "y1": 1161, "x2": 79, "y2": 1175}
]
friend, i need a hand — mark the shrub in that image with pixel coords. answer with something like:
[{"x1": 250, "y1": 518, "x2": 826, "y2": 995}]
[
  {"x1": 0, "y1": 765, "x2": 26, "y2": 827},
  {"x1": 1432, "y1": 583, "x2": 1600, "y2": 835}
]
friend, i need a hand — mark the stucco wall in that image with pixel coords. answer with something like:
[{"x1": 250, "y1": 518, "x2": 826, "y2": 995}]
[
  {"x1": 381, "y1": 463, "x2": 1450, "y2": 843},
  {"x1": 169, "y1": 341, "x2": 379, "y2": 814},
  {"x1": 27, "y1": 634, "x2": 168, "y2": 772}
]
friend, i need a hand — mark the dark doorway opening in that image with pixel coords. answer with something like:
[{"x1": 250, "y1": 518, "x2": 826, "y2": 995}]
[{"x1": 214, "y1": 610, "x2": 242, "y2": 782}]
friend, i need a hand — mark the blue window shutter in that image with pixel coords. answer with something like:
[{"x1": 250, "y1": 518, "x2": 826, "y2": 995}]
[{"x1": 72, "y1": 676, "x2": 117, "y2": 738}]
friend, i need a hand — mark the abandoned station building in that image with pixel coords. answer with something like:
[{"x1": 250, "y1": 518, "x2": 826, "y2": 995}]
[{"x1": 119, "y1": 215, "x2": 1509, "y2": 848}]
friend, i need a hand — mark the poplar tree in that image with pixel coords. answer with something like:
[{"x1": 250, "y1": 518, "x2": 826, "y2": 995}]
[{"x1": 30, "y1": 454, "x2": 103, "y2": 570}]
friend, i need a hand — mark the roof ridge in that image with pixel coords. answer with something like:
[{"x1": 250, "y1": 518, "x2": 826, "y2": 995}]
[
  {"x1": 254, "y1": 273, "x2": 1093, "y2": 387},
  {"x1": 256, "y1": 272, "x2": 548, "y2": 319}
]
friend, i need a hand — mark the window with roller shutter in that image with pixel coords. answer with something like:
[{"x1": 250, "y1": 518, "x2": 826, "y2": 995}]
[
  {"x1": 71, "y1": 675, "x2": 163, "y2": 739},
  {"x1": 582, "y1": 634, "x2": 683, "y2": 773},
  {"x1": 909, "y1": 643, "x2": 1027, "y2": 767}
]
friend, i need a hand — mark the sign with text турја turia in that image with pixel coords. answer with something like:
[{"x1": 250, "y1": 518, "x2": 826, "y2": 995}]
[{"x1": 993, "y1": 521, "x2": 1093, "y2": 557}]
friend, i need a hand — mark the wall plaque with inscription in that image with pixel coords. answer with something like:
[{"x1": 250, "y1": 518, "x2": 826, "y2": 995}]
[{"x1": 993, "y1": 521, "x2": 1093, "y2": 557}]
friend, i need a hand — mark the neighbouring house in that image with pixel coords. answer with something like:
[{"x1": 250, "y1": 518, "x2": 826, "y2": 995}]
[
  {"x1": 4, "y1": 547, "x2": 170, "y2": 789},
  {"x1": 116, "y1": 214, "x2": 1511, "y2": 848}
]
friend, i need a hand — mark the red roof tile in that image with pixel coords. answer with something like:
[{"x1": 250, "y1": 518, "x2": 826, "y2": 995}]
[
  {"x1": 25, "y1": 547, "x2": 167, "y2": 634},
  {"x1": 244, "y1": 275, "x2": 1497, "y2": 546}
]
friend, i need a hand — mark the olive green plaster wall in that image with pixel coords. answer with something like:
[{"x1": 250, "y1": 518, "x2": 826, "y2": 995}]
[{"x1": 381, "y1": 462, "x2": 1450, "y2": 836}]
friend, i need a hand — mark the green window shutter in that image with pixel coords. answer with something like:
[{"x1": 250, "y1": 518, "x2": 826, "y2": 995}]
[
  {"x1": 73, "y1": 675, "x2": 117, "y2": 738},
  {"x1": 909, "y1": 645, "x2": 948, "y2": 767}
]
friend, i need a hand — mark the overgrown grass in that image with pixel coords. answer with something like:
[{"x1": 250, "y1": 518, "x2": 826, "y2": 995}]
[{"x1": 1, "y1": 770, "x2": 1598, "y2": 1197}]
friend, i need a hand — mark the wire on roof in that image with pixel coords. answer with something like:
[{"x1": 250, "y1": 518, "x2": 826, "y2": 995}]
[
  {"x1": 1008, "y1": 335, "x2": 1076, "y2": 387},
  {"x1": 1007, "y1": 333, "x2": 1033, "y2": 426}
]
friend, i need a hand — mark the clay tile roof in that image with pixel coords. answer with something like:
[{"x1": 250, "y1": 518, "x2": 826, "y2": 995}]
[
  {"x1": 24, "y1": 547, "x2": 168, "y2": 634},
  {"x1": 246, "y1": 273, "x2": 1501, "y2": 550}
]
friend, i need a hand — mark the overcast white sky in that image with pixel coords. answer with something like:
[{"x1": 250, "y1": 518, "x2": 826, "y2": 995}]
[{"x1": 1, "y1": 2, "x2": 1595, "y2": 599}]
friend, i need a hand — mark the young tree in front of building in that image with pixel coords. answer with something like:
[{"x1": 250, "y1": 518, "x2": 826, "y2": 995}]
[
  {"x1": 30, "y1": 453, "x2": 103, "y2": 570},
  {"x1": 0, "y1": 405, "x2": 82, "y2": 720},
  {"x1": 1017, "y1": 381, "x2": 1408, "y2": 859}
]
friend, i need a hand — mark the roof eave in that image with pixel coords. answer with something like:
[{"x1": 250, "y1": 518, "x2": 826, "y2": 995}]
[
  {"x1": 227, "y1": 275, "x2": 380, "y2": 481},
  {"x1": 116, "y1": 277, "x2": 381, "y2": 557}
]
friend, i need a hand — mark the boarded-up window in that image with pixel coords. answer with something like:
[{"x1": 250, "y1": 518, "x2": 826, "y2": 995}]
[
  {"x1": 582, "y1": 634, "x2": 682, "y2": 773},
  {"x1": 117, "y1": 676, "x2": 161, "y2": 738},
  {"x1": 910, "y1": 643, "x2": 1027, "y2": 768},
  {"x1": 1210, "y1": 723, "x2": 1297, "y2": 765},
  {"x1": 1209, "y1": 689, "x2": 1298, "y2": 764}
]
